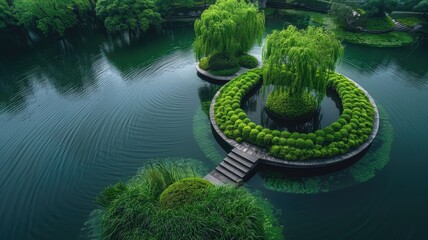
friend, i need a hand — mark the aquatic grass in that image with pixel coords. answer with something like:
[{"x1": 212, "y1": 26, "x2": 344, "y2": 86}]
[
  {"x1": 193, "y1": 108, "x2": 225, "y2": 164},
  {"x1": 88, "y1": 164, "x2": 283, "y2": 239}
]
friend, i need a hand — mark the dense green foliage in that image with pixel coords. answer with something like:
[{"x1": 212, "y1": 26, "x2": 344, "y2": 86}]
[
  {"x1": 157, "y1": 0, "x2": 195, "y2": 15},
  {"x1": 396, "y1": 17, "x2": 427, "y2": 27},
  {"x1": 335, "y1": 28, "x2": 415, "y2": 47},
  {"x1": 95, "y1": 0, "x2": 161, "y2": 34},
  {"x1": 354, "y1": 15, "x2": 395, "y2": 31},
  {"x1": 2, "y1": 0, "x2": 191, "y2": 37},
  {"x1": 414, "y1": 0, "x2": 428, "y2": 12},
  {"x1": 14, "y1": 0, "x2": 90, "y2": 36},
  {"x1": 94, "y1": 164, "x2": 283, "y2": 240},
  {"x1": 214, "y1": 69, "x2": 376, "y2": 161},
  {"x1": 238, "y1": 54, "x2": 258, "y2": 69},
  {"x1": 194, "y1": 0, "x2": 264, "y2": 60},
  {"x1": 362, "y1": 0, "x2": 397, "y2": 17},
  {"x1": 329, "y1": 1, "x2": 355, "y2": 26},
  {"x1": 207, "y1": 53, "x2": 239, "y2": 70},
  {"x1": 266, "y1": 91, "x2": 317, "y2": 119},
  {"x1": 263, "y1": 26, "x2": 343, "y2": 104},
  {"x1": 159, "y1": 177, "x2": 212, "y2": 208},
  {"x1": 0, "y1": 0, "x2": 13, "y2": 29},
  {"x1": 198, "y1": 53, "x2": 258, "y2": 76}
]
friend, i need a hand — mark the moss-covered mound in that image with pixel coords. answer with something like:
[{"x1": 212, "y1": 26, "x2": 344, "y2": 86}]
[
  {"x1": 239, "y1": 54, "x2": 259, "y2": 69},
  {"x1": 92, "y1": 164, "x2": 283, "y2": 240},
  {"x1": 198, "y1": 53, "x2": 259, "y2": 76},
  {"x1": 266, "y1": 91, "x2": 317, "y2": 119},
  {"x1": 159, "y1": 177, "x2": 212, "y2": 209},
  {"x1": 214, "y1": 69, "x2": 376, "y2": 161}
]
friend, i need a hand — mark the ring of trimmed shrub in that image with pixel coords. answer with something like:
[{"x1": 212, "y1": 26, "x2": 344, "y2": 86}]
[{"x1": 213, "y1": 69, "x2": 375, "y2": 161}]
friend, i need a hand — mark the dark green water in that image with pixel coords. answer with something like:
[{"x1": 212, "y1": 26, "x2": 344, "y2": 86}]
[{"x1": 1, "y1": 21, "x2": 428, "y2": 239}]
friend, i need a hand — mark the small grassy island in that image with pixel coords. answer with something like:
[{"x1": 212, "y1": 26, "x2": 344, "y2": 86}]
[
  {"x1": 329, "y1": 0, "x2": 417, "y2": 47},
  {"x1": 194, "y1": 0, "x2": 264, "y2": 76},
  {"x1": 91, "y1": 164, "x2": 283, "y2": 240}
]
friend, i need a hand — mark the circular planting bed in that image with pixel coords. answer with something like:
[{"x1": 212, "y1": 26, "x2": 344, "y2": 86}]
[{"x1": 210, "y1": 69, "x2": 379, "y2": 168}]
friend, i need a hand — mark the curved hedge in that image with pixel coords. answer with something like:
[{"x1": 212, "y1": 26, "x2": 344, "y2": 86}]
[{"x1": 213, "y1": 69, "x2": 375, "y2": 161}]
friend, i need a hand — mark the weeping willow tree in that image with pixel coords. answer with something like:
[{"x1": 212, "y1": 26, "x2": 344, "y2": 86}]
[
  {"x1": 193, "y1": 0, "x2": 265, "y2": 60},
  {"x1": 263, "y1": 26, "x2": 343, "y2": 105}
]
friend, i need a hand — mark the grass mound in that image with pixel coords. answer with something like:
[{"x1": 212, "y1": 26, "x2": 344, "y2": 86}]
[
  {"x1": 266, "y1": 91, "x2": 317, "y2": 119},
  {"x1": 198, "y1": 53, "x2": 259, "y2": 76},
  {"x1": 239, "y1": 54, "x2": 259, "y2": 69},
  {"x1": 92, "y1": 164, "x2": 283, "y2": 240},
  {"x1": 159, "y1": 177, "x2": 212, "y2": 209}
]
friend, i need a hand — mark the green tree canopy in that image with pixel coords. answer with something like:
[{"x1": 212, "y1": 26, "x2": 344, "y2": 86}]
[
  {"x1": 193, "y1": 0, "x2": 265, "y2": 60},
  {"x1": 414, "y1": 0, "x2": 428, "y2": 12},
  {"x1": 330, "y1": 2, "x2": 355, "y2": 25},
  {"x1": 0, "y1": 0, "x2": 14, "y2": 29},
  {"x1": 362, "y1": 0, "x2": 397, "y2": 17},
  {"x1": 156, "y1": 0, "x2": 196, "y2": 15},
  {"x1": 14, "y1": 0, "x2": 91, "y2": 36},
  {"x1": 95, "y1": 0, "x2": 161, "y2": 34},
  {"x1": 263, "y1": 26, "x2": 343, "y2": 103}
]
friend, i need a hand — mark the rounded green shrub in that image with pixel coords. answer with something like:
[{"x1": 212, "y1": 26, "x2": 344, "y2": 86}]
[
  {"x1": 199, "y1": 57, "x2": 209, "y2": 70},
  {"x1": 159, "y1": 178, "x2": 212, "y2": 209},
  {"x1": 266, "y1": 91, "x2": 317, "y2": 119},
  {"x1": 208, "y1": 53, "x2": 239, "y2": 70},
  {"x1": 238, "y1": 54, "x2": 258, "y2": 69}
]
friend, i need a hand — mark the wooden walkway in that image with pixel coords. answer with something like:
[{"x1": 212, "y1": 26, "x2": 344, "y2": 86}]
[{"x1": 204, "y1": 148, "x2": 260, "y2": 185}]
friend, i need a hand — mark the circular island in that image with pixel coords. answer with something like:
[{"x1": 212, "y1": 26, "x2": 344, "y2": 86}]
[{"x1": 210, "y1": 69, "x2": 379, "y2": 168}]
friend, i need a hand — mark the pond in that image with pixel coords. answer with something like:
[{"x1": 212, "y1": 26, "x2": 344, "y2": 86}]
[{"x1": 1, "y1": 18, "x2": 428, "y2": 240}]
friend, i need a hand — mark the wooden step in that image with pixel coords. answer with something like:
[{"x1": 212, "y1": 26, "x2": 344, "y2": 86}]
[
  {"x1": 220, "y1": 161, "x2": 246, "y2": 178},
  {"x1": 224, "y1": 157, "x2": 250, "y2": 173},
  {"x1": 215, "y1": 165, "x2": 242, "y2": 183}
]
